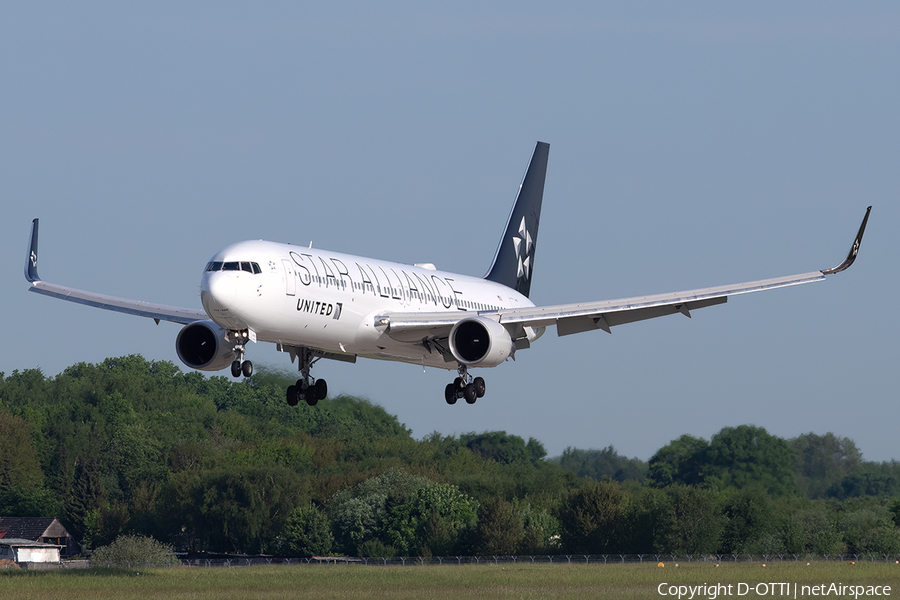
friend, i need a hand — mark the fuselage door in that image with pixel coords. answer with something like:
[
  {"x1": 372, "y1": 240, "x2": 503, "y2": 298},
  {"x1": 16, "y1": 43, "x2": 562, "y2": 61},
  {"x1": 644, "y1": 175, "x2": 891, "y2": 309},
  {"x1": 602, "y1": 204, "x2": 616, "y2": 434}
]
[{"x1": 282, "y1": 259, "x2": 296, "y2": 296}]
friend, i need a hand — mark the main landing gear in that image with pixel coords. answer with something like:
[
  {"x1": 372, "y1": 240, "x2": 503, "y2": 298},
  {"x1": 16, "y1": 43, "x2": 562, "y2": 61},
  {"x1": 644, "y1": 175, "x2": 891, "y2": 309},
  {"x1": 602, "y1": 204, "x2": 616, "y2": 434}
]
[
  {"x1": 228, "y1": 330, "x2": 253, "y2": 378},
  {"x1": 444, "y1": 364, "x2": 486, "y2": 405},
  {"x1": 286, "y1": 347, "x2": 328, "y2": 407}
]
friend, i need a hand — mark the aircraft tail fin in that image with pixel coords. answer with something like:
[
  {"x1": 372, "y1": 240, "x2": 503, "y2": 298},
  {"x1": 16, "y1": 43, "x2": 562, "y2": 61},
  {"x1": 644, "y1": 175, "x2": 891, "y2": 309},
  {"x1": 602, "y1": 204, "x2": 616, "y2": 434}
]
[{"x1": 484, "y1": 141, "x2": 549, "y2": 298}]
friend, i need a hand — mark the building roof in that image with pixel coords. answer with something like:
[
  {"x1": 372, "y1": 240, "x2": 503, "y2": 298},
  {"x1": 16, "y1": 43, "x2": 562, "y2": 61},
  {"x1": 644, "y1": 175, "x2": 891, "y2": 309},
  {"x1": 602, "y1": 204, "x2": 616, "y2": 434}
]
[
  {"x1": 0, "y1": 538, "x2": 63, "y2": 548},
  {"x1": 0, "y1": 518, "x2": 71, "y2": 541}
]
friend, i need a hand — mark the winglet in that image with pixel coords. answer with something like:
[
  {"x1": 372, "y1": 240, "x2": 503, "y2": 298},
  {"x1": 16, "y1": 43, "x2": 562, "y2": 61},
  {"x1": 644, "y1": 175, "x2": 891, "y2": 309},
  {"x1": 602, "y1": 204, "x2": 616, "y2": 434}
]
[
  {"x1": 822, "y1": 206, "x2": 871, "y2": 275},
  {"x1": 25, "y1": 218, "x2": 41, "y2": 283}
]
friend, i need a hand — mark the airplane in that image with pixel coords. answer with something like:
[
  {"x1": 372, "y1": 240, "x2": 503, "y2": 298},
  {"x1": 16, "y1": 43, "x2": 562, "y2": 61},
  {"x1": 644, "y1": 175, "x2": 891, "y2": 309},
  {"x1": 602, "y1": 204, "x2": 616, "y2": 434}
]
[{"x1": 24, "y1": 142, "x2": 871, "y2": 407}]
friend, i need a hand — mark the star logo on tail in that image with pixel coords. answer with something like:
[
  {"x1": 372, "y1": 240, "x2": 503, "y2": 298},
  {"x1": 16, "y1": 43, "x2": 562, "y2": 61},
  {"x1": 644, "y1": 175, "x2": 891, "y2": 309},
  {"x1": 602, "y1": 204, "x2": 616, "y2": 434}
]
[{"x1": 512, "y1": 216, "x2": 534, "y2": 280}]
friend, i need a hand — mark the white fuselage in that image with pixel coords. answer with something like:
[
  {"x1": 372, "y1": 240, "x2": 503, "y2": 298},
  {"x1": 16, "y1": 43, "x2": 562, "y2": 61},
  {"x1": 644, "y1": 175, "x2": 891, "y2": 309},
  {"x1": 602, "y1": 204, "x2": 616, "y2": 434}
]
[{"x1": 200, "y1": 240, "x2": 539, "y2": 370}]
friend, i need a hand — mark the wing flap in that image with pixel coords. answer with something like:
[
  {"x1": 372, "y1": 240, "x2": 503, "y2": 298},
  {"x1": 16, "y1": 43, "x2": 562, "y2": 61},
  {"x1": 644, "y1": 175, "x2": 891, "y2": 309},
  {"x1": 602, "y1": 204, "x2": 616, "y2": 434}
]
[{"x1": 556, "y1": 296, "x2": 729, "y2": 336}]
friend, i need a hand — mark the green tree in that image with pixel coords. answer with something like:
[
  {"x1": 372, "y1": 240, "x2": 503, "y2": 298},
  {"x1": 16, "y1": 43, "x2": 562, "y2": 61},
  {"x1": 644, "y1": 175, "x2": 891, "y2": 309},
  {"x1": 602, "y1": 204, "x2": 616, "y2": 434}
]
[
  {"x1": 0, "y1": 485, "x2": 61, "y2": 518},
  {"x1": 475, "y1": 497, "x2": 523, "y2": 555},
  {"x1": 385, "y1": 483, "x2": 478, "y2": 556},
  {"x1": 526, "y1": 438, "x2": 548, "y2": 464},
  {"x1": 648, "y1": 435, "x2": 708, "y2": 487},
  {"x1": 718, "y1": 487, "x2": 777, "y2": 554},
  {"x1": 316, "y1": 395, "x2": 412, "y2": 440},
  {"x1": 66, "y1": 456, "x2": 105, "y2": 545},
  {"x1": 790, "y1": 432, "x2": 862, "y2": 498},
  {"x1": 558, "y1": 480, "x2": 629, "y2": 553},
  {"x1": 0, "y1": 412, "x2": 44, "y2": 492},
  {"x1": 461, "y1": 431, "x2": 530, "y2": 465},
  {"x1": 518, "y1": 500, "x2": 561, "y2": 554},
  {"x1": 90, "y1": 533, "x2": 174, "y2": 568},
  {"x1": 281, "y1": 504, "x2": 334, "y2": 556},
  {"x1": 889, "y1": 497, "x2": 900, "y2": 527},
  {"x1": 826, "y1": 463, "x2": 900, "y2": 499},
  {"x1": 555, "y1": 446, "x2": 647, "y2": 482},
  {"x1": 328, "y1": 468, "x2": 432, "y2": 555},
  {"x1": 781, "y1": 503, "x2": 844, "y2": 555},
  {"x1": 654, "y1": 485, "x2": 722, "y2": 554},
  {"x1": 18, "y1": 353, "x2": 900, "y2": 561},
  {"x1": 704, "y1": 425, "x2": 797, "y2": 496},
  {"x1": 169, "y1": 465, "x2": 303, "y2": 553},
  {"x1": 838, "y1": 505, "x2": 900, "y2": 555},
  {"x1": 0, "y1": 412, "x2": 59, "y2": 518}
]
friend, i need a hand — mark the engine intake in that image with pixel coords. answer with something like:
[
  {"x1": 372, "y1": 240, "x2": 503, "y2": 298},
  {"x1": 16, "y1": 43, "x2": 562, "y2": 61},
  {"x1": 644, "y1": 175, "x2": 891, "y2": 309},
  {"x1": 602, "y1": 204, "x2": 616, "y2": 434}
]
[
  {"x1": 449, "y1": 316, "x2": 514, "y2": 368},
  {"x1": 176, "y1": 320, "x2": 238, "y2": 372}
]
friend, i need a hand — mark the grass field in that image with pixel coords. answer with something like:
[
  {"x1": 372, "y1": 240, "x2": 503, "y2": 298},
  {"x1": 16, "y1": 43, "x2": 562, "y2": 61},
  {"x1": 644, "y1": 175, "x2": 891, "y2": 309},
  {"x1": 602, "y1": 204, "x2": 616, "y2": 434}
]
[{"x1": 1, "y1": 561, "x2": 897, "y2": 600}]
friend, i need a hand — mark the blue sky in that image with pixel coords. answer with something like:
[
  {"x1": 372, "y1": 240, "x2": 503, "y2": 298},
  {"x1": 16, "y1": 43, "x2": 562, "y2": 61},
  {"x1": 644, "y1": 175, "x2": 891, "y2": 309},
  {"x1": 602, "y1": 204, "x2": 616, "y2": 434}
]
[{"x1": 3, "y1": 2, "x2": 897, "y2": 462}]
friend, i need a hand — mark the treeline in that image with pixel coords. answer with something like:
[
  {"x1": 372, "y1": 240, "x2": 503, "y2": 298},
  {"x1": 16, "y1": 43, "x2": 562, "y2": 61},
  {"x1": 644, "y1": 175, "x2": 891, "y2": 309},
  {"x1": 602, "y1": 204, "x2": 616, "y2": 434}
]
[{"x1": 1, "y1": 355, "x2": 899, "y2": 557}]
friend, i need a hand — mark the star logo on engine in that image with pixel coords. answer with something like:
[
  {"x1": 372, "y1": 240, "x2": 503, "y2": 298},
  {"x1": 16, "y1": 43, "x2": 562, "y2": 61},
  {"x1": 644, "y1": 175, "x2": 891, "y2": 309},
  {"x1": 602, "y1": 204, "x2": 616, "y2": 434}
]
[{"x1": 512, "y1": 216, "x2": 534, "y2": 280}]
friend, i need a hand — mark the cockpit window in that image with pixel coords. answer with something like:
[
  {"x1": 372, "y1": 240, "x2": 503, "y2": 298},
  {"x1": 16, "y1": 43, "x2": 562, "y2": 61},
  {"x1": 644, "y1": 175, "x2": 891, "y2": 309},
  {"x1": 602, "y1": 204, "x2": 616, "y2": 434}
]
[{"x1": 205, "y1": 261, "x2": 261, "y2": 274}]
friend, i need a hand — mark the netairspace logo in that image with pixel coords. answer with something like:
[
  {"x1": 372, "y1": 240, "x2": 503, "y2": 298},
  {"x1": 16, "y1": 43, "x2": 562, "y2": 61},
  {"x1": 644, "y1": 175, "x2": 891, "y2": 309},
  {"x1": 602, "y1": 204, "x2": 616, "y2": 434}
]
[{"x1": 657, "y1": 582, "x2": 892, "y2": 599}]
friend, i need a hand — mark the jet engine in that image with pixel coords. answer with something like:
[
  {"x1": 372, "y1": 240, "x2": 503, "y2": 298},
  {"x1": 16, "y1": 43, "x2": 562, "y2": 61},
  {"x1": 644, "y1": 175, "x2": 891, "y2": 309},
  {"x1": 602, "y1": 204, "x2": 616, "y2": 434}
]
[
  {"x1": 448, "y1": 316, "x2": 515, "y2": 368},
  {"x1": 175, "y1": 320, "x2": 238, "y2": 372}
]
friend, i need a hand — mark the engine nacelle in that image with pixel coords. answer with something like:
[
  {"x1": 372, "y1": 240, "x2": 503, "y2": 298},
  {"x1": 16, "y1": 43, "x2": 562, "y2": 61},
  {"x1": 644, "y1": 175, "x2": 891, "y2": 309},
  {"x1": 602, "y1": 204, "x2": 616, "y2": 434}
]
[
  {"x1": 449, "y1": 316, "x2": 515, "y2": 368},
  {"x1": 175, "y1": 320, "x2": 238, "y2": 372}
]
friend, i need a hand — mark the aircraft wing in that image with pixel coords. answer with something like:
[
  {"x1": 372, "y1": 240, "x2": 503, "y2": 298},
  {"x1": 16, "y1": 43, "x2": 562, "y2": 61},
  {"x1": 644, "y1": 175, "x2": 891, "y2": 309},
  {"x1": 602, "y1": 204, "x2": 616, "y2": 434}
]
[
  {"x1": 380, "y1": 206, "x2": 871, "y2": 341},
  {"x1": 499, "y1": 271, "x2": 819, "y2": 336},
  {"x1": 24, "y1": 219, "x2": 207, "y2": 325}
]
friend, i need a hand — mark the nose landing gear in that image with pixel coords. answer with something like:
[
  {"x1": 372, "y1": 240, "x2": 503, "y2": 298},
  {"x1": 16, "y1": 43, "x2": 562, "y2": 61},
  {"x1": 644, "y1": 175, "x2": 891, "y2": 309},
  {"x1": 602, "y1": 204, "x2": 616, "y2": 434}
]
[
  {"x1": 228, "y1": 330, "x2": 253, "y2": 378},
  {"x1": 444, "y1": 364, "x2": 486, "y2": 405}
]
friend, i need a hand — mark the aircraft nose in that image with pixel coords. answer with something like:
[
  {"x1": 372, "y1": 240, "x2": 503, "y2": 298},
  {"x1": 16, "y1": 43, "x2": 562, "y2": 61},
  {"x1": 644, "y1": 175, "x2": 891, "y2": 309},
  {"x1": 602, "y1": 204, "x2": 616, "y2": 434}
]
[{"x1": 201, "y1": 272, "x2": 235, "y2": 314}]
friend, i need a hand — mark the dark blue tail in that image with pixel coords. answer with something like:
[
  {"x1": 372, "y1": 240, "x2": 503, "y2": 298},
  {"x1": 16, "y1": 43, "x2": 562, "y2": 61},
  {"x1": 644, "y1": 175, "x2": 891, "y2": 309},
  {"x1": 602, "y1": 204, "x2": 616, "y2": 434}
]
[{"x1": 484, "y1": 142, "x2": 549, "y2": 298}]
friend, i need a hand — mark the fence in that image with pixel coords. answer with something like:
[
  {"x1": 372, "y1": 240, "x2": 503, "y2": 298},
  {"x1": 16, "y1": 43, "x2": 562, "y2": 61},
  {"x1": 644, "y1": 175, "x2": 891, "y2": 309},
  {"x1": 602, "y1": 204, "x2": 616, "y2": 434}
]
[{"x1": 136, "y1": 553, "x2": 900, "y2": 569}]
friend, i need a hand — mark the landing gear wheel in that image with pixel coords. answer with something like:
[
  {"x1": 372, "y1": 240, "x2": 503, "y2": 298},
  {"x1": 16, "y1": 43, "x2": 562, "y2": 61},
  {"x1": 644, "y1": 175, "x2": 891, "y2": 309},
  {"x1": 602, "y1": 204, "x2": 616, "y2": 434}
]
[
  {"x1": 463, "y1": 383, "x2": 477, "y2": 404},
  {"x1": 242, "y1": 361, "x2": 253, "y2": 378},
  {"x1": 286, "y1": 385, "x2": 299, "y2": 406},
  {"x1": 473, "y1": 376, "x2": 486, "y2": 398},
  {"x1": 445, "y1": 383, "x2": 458, "y2": 405},
  {"x1": 446, "y1": 365, "x2": 486, "y2": 405},
  {"x1": 231, "y1": 360, "x2": 242, "y2": 378},
  {"x1": 315, "y1": 379, "x2": 328, "y2": 401},
  {"x1": 288, "y1": 347, "x2": 326, "y2": 408}
]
